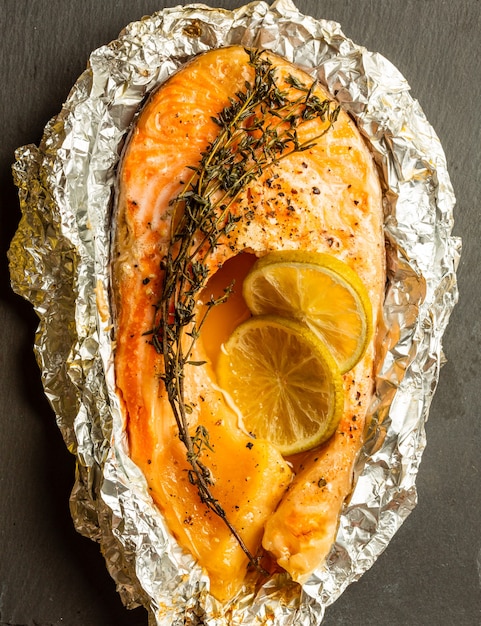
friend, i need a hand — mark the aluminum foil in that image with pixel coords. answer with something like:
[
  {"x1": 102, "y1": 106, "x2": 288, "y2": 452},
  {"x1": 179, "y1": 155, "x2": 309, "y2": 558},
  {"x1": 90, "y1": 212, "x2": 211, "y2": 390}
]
[{"x1": 8, "y1": 0, "x2": 461, "y2": 624}]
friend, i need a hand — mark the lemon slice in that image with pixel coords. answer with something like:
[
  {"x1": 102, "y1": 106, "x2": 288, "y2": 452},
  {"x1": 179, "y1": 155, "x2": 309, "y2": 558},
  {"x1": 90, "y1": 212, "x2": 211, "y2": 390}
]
[
  {"x1": 216, "y1": 315, "x2": 344, "y2": 456},
  {"x1": 243, "y1": 250, "x2": 373, "y2": 374}
]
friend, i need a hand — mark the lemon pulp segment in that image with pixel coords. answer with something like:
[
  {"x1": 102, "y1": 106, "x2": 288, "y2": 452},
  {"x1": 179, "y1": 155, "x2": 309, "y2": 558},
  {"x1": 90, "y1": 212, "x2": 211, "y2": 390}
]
[
  {"x1": 216, "y1": 315, "x2": 344, "y2": 456},
  {"x1": 243, "y1": 250, "x2": 372, "y2": 374}
]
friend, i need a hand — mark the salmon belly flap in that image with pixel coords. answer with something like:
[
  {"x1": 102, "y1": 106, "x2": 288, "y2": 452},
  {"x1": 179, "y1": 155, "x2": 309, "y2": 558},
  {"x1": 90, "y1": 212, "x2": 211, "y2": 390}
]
[{"x1": 112, "y1": 46, "x2": 385, "y2": 601}]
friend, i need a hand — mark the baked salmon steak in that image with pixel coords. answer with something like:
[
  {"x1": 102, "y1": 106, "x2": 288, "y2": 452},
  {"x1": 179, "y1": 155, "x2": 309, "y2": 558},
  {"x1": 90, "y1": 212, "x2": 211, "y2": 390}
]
[{"x1": 112, "y1": 45, "x2": 385, "y2": 601}]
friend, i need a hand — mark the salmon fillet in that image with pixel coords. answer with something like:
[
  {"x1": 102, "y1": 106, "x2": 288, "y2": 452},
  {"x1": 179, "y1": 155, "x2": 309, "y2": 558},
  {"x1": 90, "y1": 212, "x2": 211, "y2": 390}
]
[{"x1": 112, "y1": 46, "x2": 385, "y2": 600}]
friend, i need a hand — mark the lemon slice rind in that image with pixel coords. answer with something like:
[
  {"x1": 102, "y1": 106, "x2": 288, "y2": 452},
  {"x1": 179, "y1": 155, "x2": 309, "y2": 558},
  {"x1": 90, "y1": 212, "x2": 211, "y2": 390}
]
[
  {"x1": 243, "y1": 250, "x2": 373, "y2": 374},
  {"x1": 216, "y1": 315, "x2": 344, "y2": 456}
]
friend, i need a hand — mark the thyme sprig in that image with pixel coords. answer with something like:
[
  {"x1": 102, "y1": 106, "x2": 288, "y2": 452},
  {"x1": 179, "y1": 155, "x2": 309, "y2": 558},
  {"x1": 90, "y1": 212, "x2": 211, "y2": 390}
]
[{"x1": 150, "y1": 49, "x2": 340, "y2": 570}]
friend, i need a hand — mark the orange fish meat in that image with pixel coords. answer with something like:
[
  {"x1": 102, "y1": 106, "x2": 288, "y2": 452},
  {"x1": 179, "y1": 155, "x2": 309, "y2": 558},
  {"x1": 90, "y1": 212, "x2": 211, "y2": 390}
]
[{"x1": 112, "y1": 46, "x2": 385, "y2": 601}]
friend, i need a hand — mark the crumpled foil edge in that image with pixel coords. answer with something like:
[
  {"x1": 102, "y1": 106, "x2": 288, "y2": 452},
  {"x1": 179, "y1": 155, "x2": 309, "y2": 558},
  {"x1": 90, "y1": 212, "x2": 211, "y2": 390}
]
[{"x1": 8, "y1": 1, "x2": 461, "y2": 624}]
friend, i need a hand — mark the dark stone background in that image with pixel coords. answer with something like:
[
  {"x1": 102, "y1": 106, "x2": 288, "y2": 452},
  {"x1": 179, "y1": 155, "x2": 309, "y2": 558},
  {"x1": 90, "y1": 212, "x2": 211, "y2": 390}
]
[{"x1": 1, "y1": 2, "x2": 479, "y2": 624}]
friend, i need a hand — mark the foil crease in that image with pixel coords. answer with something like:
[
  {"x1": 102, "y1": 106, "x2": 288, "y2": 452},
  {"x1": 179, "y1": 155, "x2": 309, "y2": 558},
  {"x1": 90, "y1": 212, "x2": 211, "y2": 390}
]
[{"x1": 8, "y1": 0, "x2": 460, "y2": 624}]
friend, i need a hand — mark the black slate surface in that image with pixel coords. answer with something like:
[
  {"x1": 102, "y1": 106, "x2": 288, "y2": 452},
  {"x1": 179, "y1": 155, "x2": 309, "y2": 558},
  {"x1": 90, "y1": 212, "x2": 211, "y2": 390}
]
[{"x1": 1, "y1": 2, "x2": 480, "y2": 625}]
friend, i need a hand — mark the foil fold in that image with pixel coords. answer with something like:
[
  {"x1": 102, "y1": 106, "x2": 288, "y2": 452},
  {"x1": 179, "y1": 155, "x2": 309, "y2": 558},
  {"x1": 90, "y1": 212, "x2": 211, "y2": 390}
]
[{"x1": 8, "y1": 1, "x2": 460, "y2": 624}]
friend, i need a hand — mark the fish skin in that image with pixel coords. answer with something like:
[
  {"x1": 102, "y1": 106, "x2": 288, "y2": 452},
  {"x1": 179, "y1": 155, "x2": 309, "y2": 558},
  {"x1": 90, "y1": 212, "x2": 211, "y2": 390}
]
[{"x1": 113, "y1": 46, "x2": 385, "y2": 599}]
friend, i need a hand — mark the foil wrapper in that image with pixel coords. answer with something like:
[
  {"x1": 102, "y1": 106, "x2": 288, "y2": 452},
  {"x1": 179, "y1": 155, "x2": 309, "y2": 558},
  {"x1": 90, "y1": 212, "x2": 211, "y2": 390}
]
[{"x1": 8, "y1": 1, "x2": 461, "y2": 624}]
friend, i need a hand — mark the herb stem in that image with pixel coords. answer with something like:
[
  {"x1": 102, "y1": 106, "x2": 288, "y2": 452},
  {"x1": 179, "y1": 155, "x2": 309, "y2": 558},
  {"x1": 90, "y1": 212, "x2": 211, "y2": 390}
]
[{"x1": 151, "y1": 48, "x2": 340, "y2": 571}]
